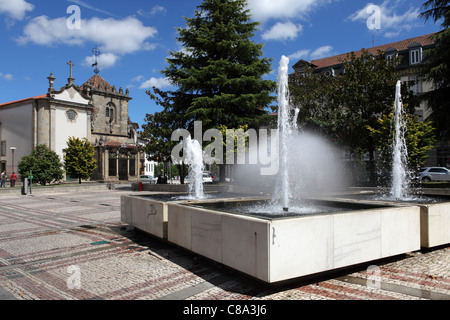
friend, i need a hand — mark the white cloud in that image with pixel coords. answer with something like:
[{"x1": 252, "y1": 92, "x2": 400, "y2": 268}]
[
  {"x1": 287, "y1": 45, "x2": 334, "y2": 62},
  {"x1": 0, "y1": 72, "x2": 13, "y2": 81},
  {"x1": 17, "y1": 16, "x2": 158, "y2": 56},
  {"x1": 288, "y1": 49, "x2": 311, "y2": 61},
  {"x1": 310, "y1": 45, "x2": 334, "y2": 59},
  {"x1": 0, "y1": 0, "x2": 33, "y2": 20},
  {"x1": 83, "y1": 53, "x2": 120, "y2": 71},
  {"x1": 138, "y1": 77, "x2": 172, "y2": 90},
  {"x1": 347, "y1": 0, "x2": 420, "y2": 37},
  {"x1": 262, "y1": 21, "x2": 303, "y2": 41},
  {"x1": 246, "y1": 0, "x2": 324, "y2": 22},
  {"x1": 137, "y1": 5, "x2": 167, "y2": 18},
  {"x1": 131, "y1": 75, "x2": 146, "y2": 83}
]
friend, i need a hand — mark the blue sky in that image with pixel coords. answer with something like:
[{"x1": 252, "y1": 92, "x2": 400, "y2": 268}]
[{"x1": 0, "y1": 0, "x2": 441, "y2": 128}]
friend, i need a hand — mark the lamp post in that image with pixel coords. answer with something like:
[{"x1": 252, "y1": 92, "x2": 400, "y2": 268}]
[{"x1": 10, "y1": 147, "x2": 16, "y2": 173}]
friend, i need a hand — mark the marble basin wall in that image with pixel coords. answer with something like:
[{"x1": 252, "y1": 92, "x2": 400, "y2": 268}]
[
  {"x1": 167, "y1": 202, "x2": 421, "y2": 283},
  {"x1": 121, "y1": 193, "x2": 172, "y2": 239}
]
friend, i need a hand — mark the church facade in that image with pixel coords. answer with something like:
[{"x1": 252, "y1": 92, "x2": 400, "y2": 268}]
[{"x1": 0, "y1": 62, "x2": 139, "y2": 183}]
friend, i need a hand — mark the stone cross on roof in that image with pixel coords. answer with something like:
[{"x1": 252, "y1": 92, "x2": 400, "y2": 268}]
[{"x1": 67, "y1": 60, "x2": 75, "y2": 86}]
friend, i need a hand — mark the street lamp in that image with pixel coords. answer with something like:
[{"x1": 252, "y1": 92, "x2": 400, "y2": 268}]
[{"x1": 10, "y1": 147, "x2": 16, "y2": 173}]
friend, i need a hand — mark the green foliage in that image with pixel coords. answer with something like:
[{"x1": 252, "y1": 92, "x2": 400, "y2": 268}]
[
  {"x1": 367, "y1": 111, "x2": 437, "y2": 171},
  {"x1": 290, "y1": 49, "x2": 417, "y2": 158},
  {"x1": 140, "y1": 109, "x2": 176, "y2": 164},
  {"x1": 18, "y1": 144, "x2": 64, "y2": 185},
  {"x1": 142, "y1": 0, "x2": 277, "y2": 182},
  {"x1": 289, "y1": 65, "x2": 339, "y2": 138},
  {"x1": 64, "y1": 137, "x2": 97, "y2": 184},
  {"x1": 148, "y1": 0, "x2": 276, "y2": 131},
  {"x1": 419, "y1": 1, "x2": 450, "y2": 138}
]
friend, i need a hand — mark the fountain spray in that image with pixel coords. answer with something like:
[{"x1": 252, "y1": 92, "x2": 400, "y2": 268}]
[
  {"x1": 184, "y1": 136, "x2": 205, "y2": 199},
  {"x1": 390, "y1": 80, "x2": 409, "y2": 200},
  {"x1": 277, "y1": 56, "x2": 293, "y2": 212}
]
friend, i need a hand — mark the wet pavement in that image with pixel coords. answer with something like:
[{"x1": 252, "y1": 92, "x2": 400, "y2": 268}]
[{"x1": 0, "y1": 188, "x2": 448, "y2": 307}]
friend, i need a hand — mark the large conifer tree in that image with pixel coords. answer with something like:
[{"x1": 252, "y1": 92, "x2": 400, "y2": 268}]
[{"x1": 149, "y1": 0, "x2": 276, "y2": 131}]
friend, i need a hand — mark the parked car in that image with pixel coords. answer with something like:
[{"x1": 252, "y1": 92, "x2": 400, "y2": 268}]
[
  {"x1": 139, "y1": 175, "x2": 157, "y2": 184},
  {"x1": 202, "y1": 172, "x2": 213, "y2": 183},
  {"x1": 184, "y1": 172, "x2": 214, "y2": 183},
  {"x1": 418, "y1": 167, "x2": 450, "y2": 182}
]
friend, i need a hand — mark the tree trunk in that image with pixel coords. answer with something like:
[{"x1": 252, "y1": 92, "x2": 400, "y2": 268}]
[{"x1": 219, "y1": 164, "x2": 226, "y2": 183}]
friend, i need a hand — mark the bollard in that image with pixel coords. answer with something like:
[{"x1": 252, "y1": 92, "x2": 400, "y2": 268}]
[{"x1": 22, "y1": 178, "x2": 28, "y2": 195}]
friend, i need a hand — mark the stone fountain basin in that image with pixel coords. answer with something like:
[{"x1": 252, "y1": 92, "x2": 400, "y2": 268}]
[
  {"x1": 326, "y1": 191, "x2": 450, "y2": 249},
  {"x1": 120, "y1": 192, "x2": 266, "y2": 240},
  {"x1": 167, "y1": 198, "x2": 420, "y2": 283}
]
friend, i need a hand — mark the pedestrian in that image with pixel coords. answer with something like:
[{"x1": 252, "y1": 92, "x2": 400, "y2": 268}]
[
  {"x1": 10, "y1": 172, "x2": 17, "y2": 188},
  {"x1": 0, "y1": 170, "x2": 6, "y2": 188}
]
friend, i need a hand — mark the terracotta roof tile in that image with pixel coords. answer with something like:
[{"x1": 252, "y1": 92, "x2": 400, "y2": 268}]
[
  {"x1": 0, "y1": 94, "x2": 47, "y2": 108},
  {"x1": 81, "y1": 74, "x2": 114, "y2": 91},
  {"x1": 309, "y1": 32, "x2": 437, "y2": 69}
]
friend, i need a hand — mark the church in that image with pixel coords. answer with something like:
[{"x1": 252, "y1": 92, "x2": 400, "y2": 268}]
[{"x1": 0, "y1": 61, "x2": 140, "y2": 183}]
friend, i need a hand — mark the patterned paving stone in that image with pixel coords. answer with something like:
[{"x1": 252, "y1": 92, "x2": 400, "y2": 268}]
[{"x1": 0, "y1": 187, "x2": 449, "y2": 303}]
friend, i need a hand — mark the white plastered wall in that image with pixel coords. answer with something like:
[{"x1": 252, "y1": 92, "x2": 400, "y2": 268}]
[{"x1": 0, "y1": 103, "x2": 33, "y2": 174}]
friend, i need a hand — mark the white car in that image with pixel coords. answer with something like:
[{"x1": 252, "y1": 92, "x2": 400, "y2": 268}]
[
  {"x1": 418, "y1": 167, "x2": 450, "y2": 182},
  {"x1": 202, "y1": 172, "x2": 213, "y2": 183},
  {"x1": 185, "y1": 172, "x2": 214, "y2": 183},
  {"x1": 139, "y1": 175, "x2": 157, "y2": 184}
]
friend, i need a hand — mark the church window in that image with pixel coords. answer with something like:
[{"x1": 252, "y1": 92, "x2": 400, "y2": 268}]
[
  {"x1": 66, "y1": 109, "x2": 77, "y2": 121},
  {"x1": 106, "y1": 104, "x2": 115, "y2": 122}
]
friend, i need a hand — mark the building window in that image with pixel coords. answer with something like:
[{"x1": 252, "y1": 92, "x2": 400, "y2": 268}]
[
  {"x1": 386, "y1": 53, "x2": 397, "y2": 64},
  {"x1": 106, "y1": 103, "x2": 115, "y2": 123},
  {"x1": 410, "y1": 49, "x2": 422, "y2": 65},
  {"x1": 66, "y1": 109, "x2": 77, "y2": 121},
  {"x1": 1, "y1": 141, "x2": 6, "y2": 156},
  {"x1": 409, "y1": 76, "x2": 422, "y2": 95}
]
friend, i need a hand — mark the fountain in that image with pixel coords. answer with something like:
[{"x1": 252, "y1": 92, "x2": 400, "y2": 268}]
[
  {"x1": 184, "y1": 136, "x2": 206, "y2": 199},
  {"x1": 276, "y1": 55, "x2": 292, "y2": 212},
  {"x1": 122, "y1": 57, "x2": 428, "y2": 282},
  {"x1": 331, "y1": 80, "x2": 450, "y2": 248},
  {"x1": 391, "y1": 80, "x2": 410, "y2": 200},
  {"x1": 162, "y1": 57, "x2": 422, "y2": 282}
]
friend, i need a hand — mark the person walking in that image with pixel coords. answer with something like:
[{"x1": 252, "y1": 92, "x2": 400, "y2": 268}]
[
  {"x1": 1, "y1": 170, "x2": 6, "y2": 188},
  {"x1": 10, "y1": 172, "x2": 17, "y2": 188}
]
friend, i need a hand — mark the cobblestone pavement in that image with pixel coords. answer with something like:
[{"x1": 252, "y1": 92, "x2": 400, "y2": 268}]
[{"x1": 0, "y1": 188, "x2": 449, "y2": 303}]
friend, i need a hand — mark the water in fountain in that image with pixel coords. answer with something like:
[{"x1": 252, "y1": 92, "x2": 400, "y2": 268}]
[
  {"x1": 184, "y1": 136, "x2": 205, "y2": 199},
  {"x1": 231, "y1": 55, "x2": 349, "y2": 216},
  {"x1": 276, "y1": 55, "x2": 293, "y2": 211},
  {"x1": 390, "y1": 80, "x2": 410, "y2": 200}
]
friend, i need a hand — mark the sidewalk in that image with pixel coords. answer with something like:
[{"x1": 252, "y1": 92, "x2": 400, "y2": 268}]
[
  {"x1": 0, "y1": 188, "x2": 448, "y2": 301},
  {"x1": 0, "y1": 181, "x2": 130, "y2": 196}
]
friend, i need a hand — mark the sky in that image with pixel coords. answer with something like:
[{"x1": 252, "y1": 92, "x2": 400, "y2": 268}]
[{"x1": 0, "y1": 0, "x2": 442, "y2": 129}]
